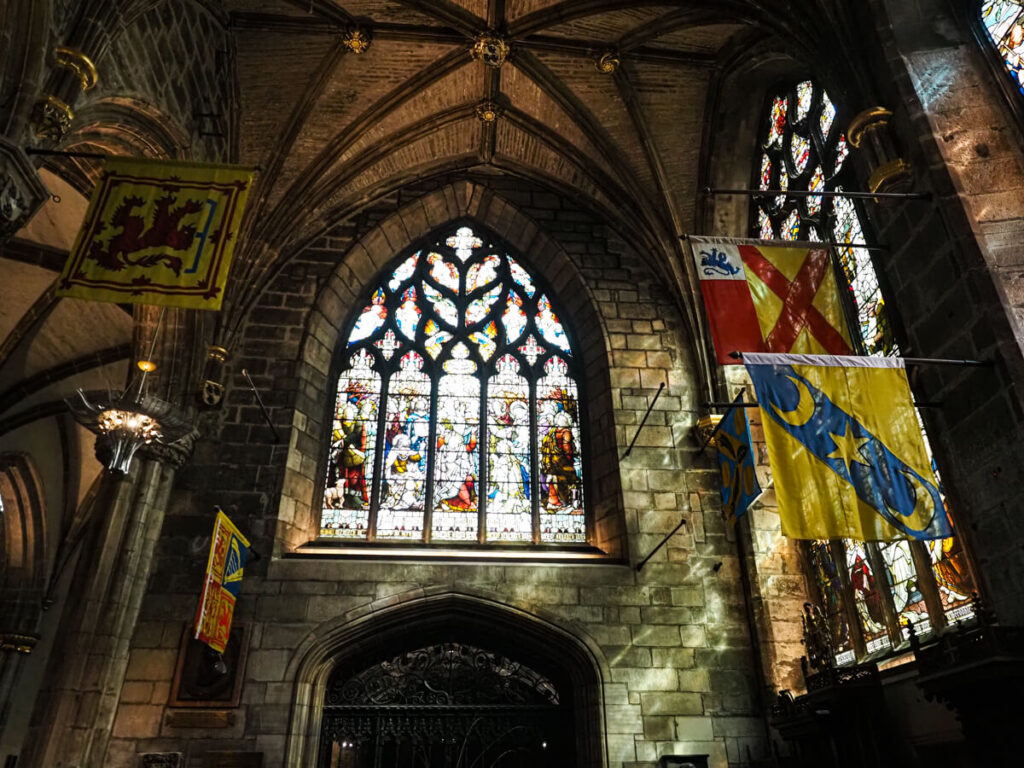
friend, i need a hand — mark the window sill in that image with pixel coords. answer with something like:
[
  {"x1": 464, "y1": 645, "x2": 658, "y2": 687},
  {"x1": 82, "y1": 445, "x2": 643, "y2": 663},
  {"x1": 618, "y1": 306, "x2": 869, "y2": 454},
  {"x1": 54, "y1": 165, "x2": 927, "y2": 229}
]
[{"x1": 288, "y1": 539, "x2": 624, "y2": 565}]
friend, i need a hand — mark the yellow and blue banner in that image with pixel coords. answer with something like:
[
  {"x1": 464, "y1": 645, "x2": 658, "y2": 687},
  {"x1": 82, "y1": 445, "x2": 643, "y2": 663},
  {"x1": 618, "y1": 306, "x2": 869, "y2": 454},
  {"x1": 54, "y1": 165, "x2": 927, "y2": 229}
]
[
  {"x1": 744, "y1": 352, "x2": 950, "y2": 541},
  {"x1": 714, "y1": 392, "x2": 761, "y2": 524},
  {"x1": 194, "y1": 508, "x2": 249, "y2": 653},
  {"x1": 57, "y1": 158, "x2": 253, "y2": 310}
]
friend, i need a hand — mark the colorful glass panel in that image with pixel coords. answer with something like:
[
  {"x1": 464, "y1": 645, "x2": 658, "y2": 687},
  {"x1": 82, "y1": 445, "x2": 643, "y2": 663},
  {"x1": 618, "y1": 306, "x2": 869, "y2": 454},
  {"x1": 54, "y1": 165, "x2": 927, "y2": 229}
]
[
  {"x1": 845, "y1": 542, "x2": 891, "y2": 654},
  {"x1": 759, "y1": 154, "x2": 771, "y2": 190},
  {"x1": 322, "y1": 225, "x2": 586, "y2": 546},
  {"x1": 536, "y1": 294, "x2": 571, "y2": 353},
  {"x1": 808, "y1": 540, "x2": 853, "y2": 660},
  {"x1": 322, "y1": 349, "x2": 379, "y2": 538},
  {"x1": 790, "y1": 134, "x2": 811, "y2": 175},
  {"x1": 795, "y1": 80, "x2": 813, "y2": 121},
  {"x1": 879, "y1": 540, "x2": 930, "y2": 633},
  {"x1": 765, "y1": 95, "x2": 787, "y2": 148},
  {"x1": 807, "y1": 166, "x2": 825, "y2": 216},
  {"x1": 432, "y1": 347, "x2": 480, "y2": 542},
  {"x1": 487, "y1": 355, "x2": 533, "y2": 542},
  {"x1": 758, "y1": 209, "x2": 774, "y2": 240},
  {"x1": 428, "y1": 252, "x2": 460, "y2": 292},
  {"x1": 982, "y1": 1, "x2": 1024, "y2": 94},
  {"x1": 820, "y1": 92, "x2": 837, "y2": 139},
  {"x1": 537, "y1": 356, "x2": 585, "y2": 543},
  {"x1": 348, "y1": 288, "x2": 387, "y2": 343},
  {"x1": 780, "y1": 209, "x2": 800, "y2": 240},
  {"x1": 377, "y1": 352, "x2": 431, "y2": 539}
]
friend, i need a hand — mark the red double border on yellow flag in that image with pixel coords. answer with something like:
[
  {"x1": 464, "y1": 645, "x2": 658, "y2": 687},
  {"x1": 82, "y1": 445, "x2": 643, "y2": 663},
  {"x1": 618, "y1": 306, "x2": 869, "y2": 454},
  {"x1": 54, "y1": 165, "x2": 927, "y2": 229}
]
[
  {"x1": 57, "y1": 158, "x2": 254, "y2": 310},
  {"x1": 194, "y1": 509, "x2": 250, "y2": 653}
]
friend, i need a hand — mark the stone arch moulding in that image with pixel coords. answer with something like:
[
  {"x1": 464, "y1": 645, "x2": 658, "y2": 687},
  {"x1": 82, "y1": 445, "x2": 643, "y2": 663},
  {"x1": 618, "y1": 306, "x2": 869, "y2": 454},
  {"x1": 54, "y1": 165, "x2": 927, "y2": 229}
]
[
  {"x1": 283, "y1": 590, "x2": 609, "y2": 768},
  {"x1": 0, "y1": 453, "x2": 48, "y2": 635},
  {"x1": 277, "y1": 182, "x2": 626, "y2": 558}
]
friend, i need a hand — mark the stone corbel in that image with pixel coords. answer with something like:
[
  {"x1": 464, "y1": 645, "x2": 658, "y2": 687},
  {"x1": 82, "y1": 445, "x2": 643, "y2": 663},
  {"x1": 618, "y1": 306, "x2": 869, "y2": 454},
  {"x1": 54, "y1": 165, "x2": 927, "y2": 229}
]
[
  {"x1": 846, "y1": 107, "x2": 913, "y2": 195},
  {"x1": 0, "y1": 137, "x2": 49, "y2": 243}
]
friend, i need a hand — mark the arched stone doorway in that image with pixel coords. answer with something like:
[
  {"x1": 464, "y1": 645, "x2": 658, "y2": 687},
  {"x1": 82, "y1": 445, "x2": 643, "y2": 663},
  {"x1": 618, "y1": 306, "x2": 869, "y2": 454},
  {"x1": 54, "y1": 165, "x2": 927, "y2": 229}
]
[
  {"x1": 289, "y1": 593, "x2": 607, "y2": 768},
  {"x1": 319, "y1": 641, "x2": 571, "y2": 768}
]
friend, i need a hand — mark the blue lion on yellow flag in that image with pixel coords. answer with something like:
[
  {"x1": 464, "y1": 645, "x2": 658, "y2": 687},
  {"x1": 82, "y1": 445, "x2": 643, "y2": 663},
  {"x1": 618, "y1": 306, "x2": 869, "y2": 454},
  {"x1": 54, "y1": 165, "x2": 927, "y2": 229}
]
[{"x1": 744, "y1": 352, "x2": 951, "y2": 542}]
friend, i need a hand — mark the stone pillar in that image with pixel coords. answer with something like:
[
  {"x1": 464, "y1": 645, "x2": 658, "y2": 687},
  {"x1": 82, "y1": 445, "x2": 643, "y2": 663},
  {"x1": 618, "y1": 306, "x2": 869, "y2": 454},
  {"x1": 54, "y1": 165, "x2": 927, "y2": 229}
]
[{"x1": 17, "y1": 441, "x2": 187, "y2": 768}]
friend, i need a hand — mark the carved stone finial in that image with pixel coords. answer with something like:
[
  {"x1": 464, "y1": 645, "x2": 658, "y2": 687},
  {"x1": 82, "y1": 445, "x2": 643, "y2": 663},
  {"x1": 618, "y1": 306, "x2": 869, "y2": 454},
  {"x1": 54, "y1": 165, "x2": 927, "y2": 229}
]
[
  {"x1": 342, "y1": 27, "x2": 372, "y2": 54},
  {"x1": 30, "y1": 94, "x2": 74, "y2": 142},
  {"x1": 472, "y1": 33, "x2": 510, "y2": 68},
  {"x1": 475, "y1": 100, "x2": 502, "y2": 123},
  {"x1": 596, "y1": 51, "x2": 620, "y2": 74},
  {"x1": 53, "y1": 46, "x2": 98, "y2": 91}
]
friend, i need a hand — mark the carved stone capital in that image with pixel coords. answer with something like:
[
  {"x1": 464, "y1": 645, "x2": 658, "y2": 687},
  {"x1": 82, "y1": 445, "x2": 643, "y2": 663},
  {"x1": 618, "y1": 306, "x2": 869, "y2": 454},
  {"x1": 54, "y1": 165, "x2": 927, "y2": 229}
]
[
  {"x1": 30, "y1": 94, "x2": 74, "y2": 143},
  {"x1": 0, "y1": 137, "x2": 49, "y2": 243},
  {"x1": 136, "y1": 428, "x2": 200, "y2": 469}
]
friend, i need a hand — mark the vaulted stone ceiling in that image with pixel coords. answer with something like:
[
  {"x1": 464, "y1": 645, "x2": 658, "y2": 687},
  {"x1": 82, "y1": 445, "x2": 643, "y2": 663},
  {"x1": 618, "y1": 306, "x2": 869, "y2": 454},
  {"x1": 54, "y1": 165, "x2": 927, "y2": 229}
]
[{"x1": 226, "y1": 0, "x2": 756, "y2": 314}]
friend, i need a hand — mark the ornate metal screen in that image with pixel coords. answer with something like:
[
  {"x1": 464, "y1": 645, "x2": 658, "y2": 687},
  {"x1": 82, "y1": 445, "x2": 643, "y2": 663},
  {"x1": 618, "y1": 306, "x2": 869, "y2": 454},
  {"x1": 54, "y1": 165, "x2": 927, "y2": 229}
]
[{"x1": 320, "y1": 643, "x2": 571, "y2": 768}]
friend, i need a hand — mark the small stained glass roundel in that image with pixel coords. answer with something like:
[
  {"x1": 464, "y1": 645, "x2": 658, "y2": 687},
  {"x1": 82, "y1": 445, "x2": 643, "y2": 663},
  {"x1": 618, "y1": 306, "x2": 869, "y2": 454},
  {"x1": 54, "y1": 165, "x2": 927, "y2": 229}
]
[{"x1": 322, "y1": 225, "x2": 587, "y2": 545}]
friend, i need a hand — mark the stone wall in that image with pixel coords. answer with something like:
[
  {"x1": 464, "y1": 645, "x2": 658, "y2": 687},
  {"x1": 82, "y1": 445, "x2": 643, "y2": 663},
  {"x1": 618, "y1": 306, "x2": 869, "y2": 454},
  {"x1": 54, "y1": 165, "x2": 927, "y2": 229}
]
[{"x1": 104, "y1": 178, "x2": 769, "y2": 768}]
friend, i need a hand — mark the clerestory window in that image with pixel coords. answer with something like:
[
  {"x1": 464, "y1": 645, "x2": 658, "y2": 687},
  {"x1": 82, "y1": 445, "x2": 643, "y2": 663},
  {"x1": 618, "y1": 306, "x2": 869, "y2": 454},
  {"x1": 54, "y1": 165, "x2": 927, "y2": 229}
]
[
  {"x1": 752, "y1": 81, "x2": 977, "y2": 664},
  {"x1": 320, "y1": 224, "x2": 587, "y2": 546},
  {"x1": 981, "y1": 1, "x2": 1024, "y2": 95}
]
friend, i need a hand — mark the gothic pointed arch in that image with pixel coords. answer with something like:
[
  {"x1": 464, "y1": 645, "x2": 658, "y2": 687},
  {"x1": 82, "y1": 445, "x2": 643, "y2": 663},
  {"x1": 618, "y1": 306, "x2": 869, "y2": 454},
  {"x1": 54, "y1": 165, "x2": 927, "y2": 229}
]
[
  {"x1": 278, "y1": 184, "x2": 625, "y2": 559},
  {"x1": 321, "y1": 221, "x2": 587, "y2": 546}
]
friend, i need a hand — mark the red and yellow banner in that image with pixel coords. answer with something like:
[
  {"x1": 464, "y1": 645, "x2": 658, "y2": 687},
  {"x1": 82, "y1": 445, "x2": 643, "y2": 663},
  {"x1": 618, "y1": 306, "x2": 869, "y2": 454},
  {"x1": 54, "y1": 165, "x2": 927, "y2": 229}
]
[
  {"x1": 194, "y1": 509, "x2": 249, "y2": 653},
  {"x1": 691, "y1": 239, "x2": 853, "y2": 364},
  {"x1": 57, "y1": 158, "x2": 253, "y2": 310}
]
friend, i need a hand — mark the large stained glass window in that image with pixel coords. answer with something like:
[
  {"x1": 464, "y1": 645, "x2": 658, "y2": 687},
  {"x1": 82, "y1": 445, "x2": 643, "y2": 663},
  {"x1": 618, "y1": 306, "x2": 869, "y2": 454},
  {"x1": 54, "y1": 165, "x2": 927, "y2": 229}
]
[
  {"x1": 982, "y1": 1, "x2": 1024, "y2": 95},
  {"x1": 753, "y1": 82, "x2": 977, "y2": 663},
  {"x1": 321, "y1": 224, "x2": 587, "y2": 545}
]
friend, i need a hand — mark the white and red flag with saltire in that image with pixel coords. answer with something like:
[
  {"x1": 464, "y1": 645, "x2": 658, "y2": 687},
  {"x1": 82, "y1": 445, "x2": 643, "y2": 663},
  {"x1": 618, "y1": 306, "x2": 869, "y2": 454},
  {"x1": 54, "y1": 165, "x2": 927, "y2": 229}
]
[{"x1": 689, "y1": 238, "x2": 854, "y2": 365}]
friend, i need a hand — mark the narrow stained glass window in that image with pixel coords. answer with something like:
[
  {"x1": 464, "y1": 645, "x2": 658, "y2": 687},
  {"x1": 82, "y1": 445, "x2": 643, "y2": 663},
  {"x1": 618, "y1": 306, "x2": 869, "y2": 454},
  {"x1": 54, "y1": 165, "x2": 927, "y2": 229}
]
[
  {"x1": 322, "y1": 225, "x2": 587, "y2": 546},
  {"x1": 982, "y1": 1, "x2": 1024, "y2": 95},
  {"x1": 753, "y1": 80, "x2": 979, "y2": 665}
]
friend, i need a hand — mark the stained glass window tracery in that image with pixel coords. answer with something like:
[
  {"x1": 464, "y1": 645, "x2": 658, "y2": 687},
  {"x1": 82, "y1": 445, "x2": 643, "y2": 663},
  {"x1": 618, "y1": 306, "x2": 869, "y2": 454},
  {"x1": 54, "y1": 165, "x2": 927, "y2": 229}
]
[
  {"x1": 322, "y1": 225, "x2": 587, "y2": 545},
  {"x1": 982, "y1": 1, "x2": 1024, "y2": 94},
  {"x1": 752, "y1": 81, "x2": 978, "y2": 664}
]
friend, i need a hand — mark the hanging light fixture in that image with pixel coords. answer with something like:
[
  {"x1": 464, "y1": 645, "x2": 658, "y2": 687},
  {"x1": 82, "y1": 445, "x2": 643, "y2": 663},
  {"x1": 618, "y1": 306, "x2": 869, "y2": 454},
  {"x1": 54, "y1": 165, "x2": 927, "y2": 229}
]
[{"x1": 65, "y1": 309, "x2": 193, "y2": 473}]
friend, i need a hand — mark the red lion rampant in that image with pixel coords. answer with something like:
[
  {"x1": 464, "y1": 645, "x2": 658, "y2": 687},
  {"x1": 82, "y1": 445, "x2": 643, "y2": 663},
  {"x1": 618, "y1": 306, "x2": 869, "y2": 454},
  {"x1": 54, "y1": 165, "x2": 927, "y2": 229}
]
[{"x1": 89, "y1": 193, "x2": 205, "y2": 276}]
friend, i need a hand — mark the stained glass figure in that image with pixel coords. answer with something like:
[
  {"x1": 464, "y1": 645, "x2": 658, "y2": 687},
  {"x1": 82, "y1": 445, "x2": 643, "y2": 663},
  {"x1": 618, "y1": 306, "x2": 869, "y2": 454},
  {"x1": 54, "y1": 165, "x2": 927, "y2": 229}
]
[
  {"x1": 349, "y1": 288, "x2": 387, "y2": 343},
  {"x1": 795, "y1": 80, "x2": 813, "y2": 121},
  {"x1": 537, "y1": 357, "x2": 585, "y2": 543},
  {"x1": 487, "y1": 355, "x2": 532, "y2": 541},
  {"x1": 808, "y1": 540, "x2": 853, "y2": 661},
  {"x1": 536, "y1": 295, "x2": 571, "y2": 352},
  {"x1": 879, "y1": 540, "x2": 930, "y2": 633},
  {"x1": 765, "y1": 95, "x2": 787, "y2": 148},
  {"x1": 323, "y1": 224, "x2": 587, "y2": 547},
  {"x1": 428, "y1": 252, "x2": 460, "y2": 292},
  {"x1": 433, "y1": 345, "x2": 481, "y2": 542},
  {"x1": 378, "y1": 351, "x2": 431, "y2": 539},
  {"x1": 845, "y1": 541, "x2": 891, "y2": 654},
  {"x1": 323, "y1": 349, "x2": 380, "y2": 538},
  {"x1": 982, "y1": 1, "x2": 1024, "y2": 94}
]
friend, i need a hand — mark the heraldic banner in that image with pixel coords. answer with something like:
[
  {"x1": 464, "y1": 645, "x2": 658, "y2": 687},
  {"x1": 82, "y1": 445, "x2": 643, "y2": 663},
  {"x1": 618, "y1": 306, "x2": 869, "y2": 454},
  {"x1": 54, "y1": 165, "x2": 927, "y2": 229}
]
[
  {"x1": 57, "y1": 158, "x2": 254, "y2": 310},
  {"x1": 194, "y1": 508, "x2": 250, "y2": 653},
  {"x1": 714, "y1": 392, "x2": 762, "y2": 525},
  {"x1": 744, "y1": 352, "x2": 951, "y2": 542},
  {"x1": 690, "y1": 238, "x2": 854, "y2": 365}
]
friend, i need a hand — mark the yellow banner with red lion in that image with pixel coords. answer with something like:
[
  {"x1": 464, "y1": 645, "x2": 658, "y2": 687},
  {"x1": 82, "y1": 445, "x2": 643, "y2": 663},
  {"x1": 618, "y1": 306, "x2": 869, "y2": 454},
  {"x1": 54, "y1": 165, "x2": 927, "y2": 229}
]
[{"x1": 57, "y1": 158, "x2": 254, "y2": 310}]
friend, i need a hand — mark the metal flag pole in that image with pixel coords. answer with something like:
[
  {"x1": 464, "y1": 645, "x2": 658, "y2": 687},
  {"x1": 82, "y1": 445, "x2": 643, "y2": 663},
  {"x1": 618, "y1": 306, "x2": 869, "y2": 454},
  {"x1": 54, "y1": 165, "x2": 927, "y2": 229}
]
[
  {"x1": 681, "y1": 233, "x2": 888, "y2": 252},
  {"x1": 702, "y1": 186, "x2": 932, "y2": 201},
  {"x1": 727, "y1": 351, "x2": 991, "y2": 368},
  {"x1": 703, "y1": 400, "x2": 942, "y2": 409},
  {"x1": 241, "y1": 368, "x2": 281, "y2": 443},
  {"x1": 620, "y1": 382, "x2": 665, "y2": 460},
  {"x1": 635, "y1": 517, "x2": 687, "y2": 572}
]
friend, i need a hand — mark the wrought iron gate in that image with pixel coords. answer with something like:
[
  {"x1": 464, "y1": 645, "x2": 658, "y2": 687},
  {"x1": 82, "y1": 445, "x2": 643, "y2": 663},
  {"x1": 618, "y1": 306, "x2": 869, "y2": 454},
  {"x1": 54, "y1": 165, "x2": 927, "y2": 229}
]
[{"x1": 319, "y1": 642, "x2": 572, "y2": 768}]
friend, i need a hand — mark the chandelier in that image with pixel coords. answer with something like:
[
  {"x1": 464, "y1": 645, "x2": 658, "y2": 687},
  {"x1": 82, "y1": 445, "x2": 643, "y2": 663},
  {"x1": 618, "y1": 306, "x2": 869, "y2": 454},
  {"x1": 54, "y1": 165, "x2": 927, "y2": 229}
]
[{"x1": 66, "y1": 362, "x2": 193, "y2": 473}]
